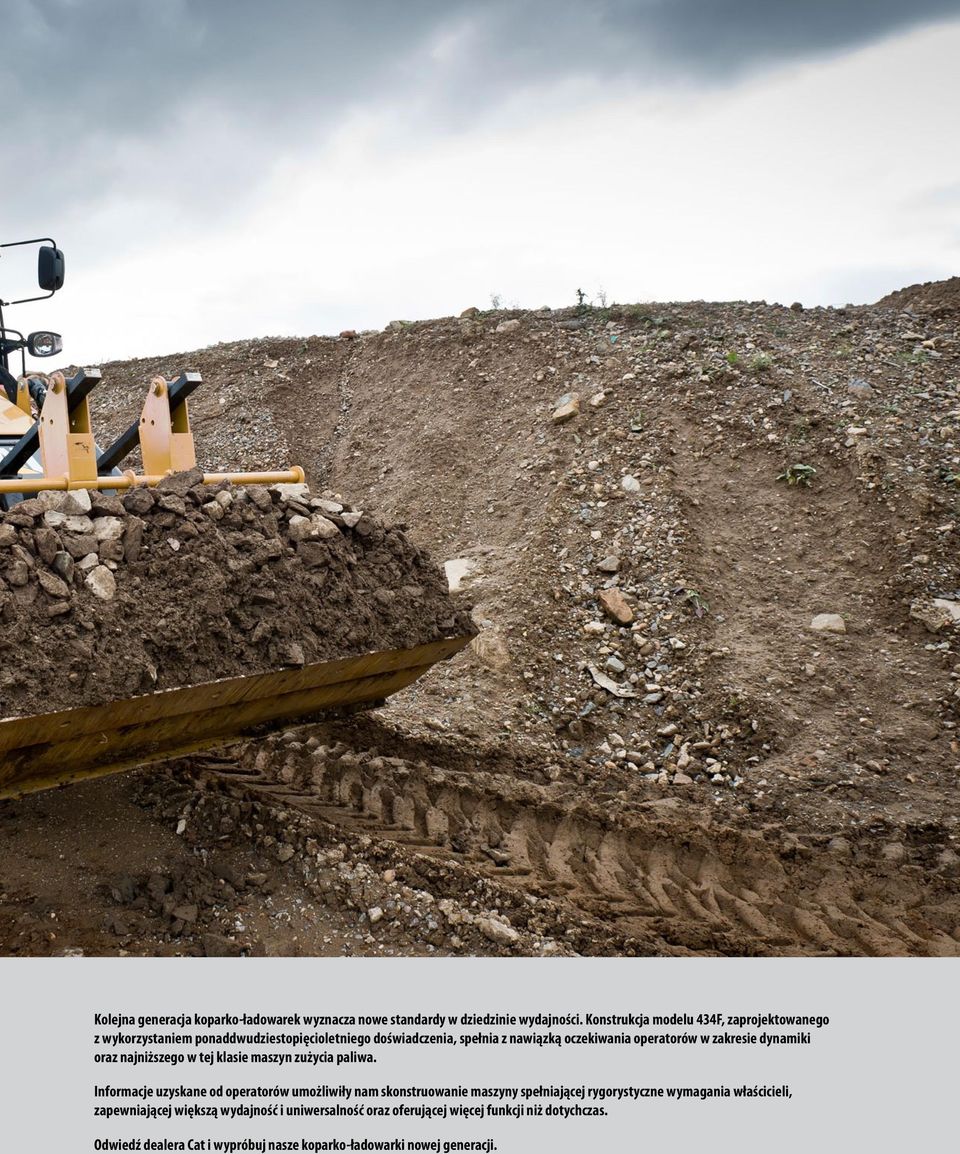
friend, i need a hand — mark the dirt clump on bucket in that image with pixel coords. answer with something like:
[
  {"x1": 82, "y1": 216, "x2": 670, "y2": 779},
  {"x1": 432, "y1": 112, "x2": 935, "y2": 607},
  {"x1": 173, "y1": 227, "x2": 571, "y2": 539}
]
[{"x1": 0, "y1": 470, "x2": 473, "y2": 718}]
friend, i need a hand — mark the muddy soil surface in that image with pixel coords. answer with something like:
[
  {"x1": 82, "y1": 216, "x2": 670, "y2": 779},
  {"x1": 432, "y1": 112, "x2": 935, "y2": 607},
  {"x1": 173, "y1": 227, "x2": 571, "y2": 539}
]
[
  {"x1": 3, "y1": 284, "x2": 959, "y2": 956},
  {"x1": 0, "y1": 773, "x2": 476, "y2": 957}
]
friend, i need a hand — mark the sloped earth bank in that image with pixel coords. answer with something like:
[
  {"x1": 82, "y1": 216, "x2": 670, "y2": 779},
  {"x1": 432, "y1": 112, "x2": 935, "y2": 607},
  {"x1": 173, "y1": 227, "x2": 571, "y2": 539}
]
[{"x1": 2, "y1": 285, "x2": 959, "y2": 955}]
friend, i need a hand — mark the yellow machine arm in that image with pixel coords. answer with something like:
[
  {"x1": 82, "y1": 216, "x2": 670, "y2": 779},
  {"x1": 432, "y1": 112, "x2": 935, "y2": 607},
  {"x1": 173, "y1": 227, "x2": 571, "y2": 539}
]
[{"x1": 0, "y1": 369, "x2": 303, "y2": 496}]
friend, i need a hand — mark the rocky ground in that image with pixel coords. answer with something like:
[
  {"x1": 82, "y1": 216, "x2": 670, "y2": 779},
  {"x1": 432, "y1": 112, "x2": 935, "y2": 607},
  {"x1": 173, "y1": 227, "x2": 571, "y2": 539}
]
[{"x1": 1, "y1": 278, "x2": 958, "y2": 956}]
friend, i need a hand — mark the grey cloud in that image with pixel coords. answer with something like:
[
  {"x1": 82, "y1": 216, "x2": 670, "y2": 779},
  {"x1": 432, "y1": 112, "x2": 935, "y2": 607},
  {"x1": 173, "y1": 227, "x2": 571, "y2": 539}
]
[
  {"x1": 10, "y1": 1, "x2": 960, "y2": 134},
  {"x1": 4, "y1": 1, "x2": 959, "y2": 238},
  {"x1": 600, "y1": 0, "x2": 960, "y2": 75}
]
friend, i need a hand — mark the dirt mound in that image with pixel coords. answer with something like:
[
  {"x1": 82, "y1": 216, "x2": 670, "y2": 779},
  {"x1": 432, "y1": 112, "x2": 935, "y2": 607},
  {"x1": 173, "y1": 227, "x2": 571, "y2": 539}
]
[
  {"x1": 876, "y1": 276, "x2": 960, "y2": 314},
  {"x1": 84, "y1": 299, "x2": 960, "y2": 838},
  {"x1": 11, "y1": 290, "x2": 956, "y2": 957},
  {"x1": 0, "y1": 471, "x2": 471, "y2": 719}
]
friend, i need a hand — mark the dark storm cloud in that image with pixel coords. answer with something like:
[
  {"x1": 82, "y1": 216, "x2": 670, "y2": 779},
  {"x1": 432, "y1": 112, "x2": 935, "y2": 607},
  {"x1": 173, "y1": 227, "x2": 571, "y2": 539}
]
[
  {"x1": 600, "y1": 0, "x2": 960, "y2": 75},
  {"x1": 9, "y1": 0, "x2": 959, "y2": 132},
  {"x1": 4, "y1": 0, "x2": 958, "y2": 231}
]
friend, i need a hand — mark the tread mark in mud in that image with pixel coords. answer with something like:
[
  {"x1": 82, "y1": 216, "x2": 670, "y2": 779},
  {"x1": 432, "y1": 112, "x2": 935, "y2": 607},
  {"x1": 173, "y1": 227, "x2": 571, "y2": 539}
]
[{"x1": 200, "y1": 743, "x2": 960, "y2": 959}]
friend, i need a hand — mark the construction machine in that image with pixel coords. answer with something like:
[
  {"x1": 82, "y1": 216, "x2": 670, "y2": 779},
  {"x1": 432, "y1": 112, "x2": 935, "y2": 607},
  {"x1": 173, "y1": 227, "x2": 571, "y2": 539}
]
[{"x1": 0, "y1": 238, "x2": 471, "y2": 798}]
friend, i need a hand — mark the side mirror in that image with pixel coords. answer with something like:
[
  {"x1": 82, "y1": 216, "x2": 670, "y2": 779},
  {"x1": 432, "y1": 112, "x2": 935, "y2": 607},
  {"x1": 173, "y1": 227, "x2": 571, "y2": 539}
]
[
  {"x1": 27, "y1": 331, "x2": 62, "y2": 357},
  {"x1": 37, "y1": 246, "x2": 65, "y2": 292}
]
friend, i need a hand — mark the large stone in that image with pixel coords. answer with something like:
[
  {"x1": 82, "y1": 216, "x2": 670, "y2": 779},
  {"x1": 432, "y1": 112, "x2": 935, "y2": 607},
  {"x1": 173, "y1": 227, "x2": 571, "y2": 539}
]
[
  {"x1": 90, "y1": 492, "x2": 126, "y2": 518},
  {"x1": 287, "y1": 513, "x2": 340, "y2": 542},
  {"x1": 444, "y1": 558, "x2": 475, "y2": 593},
  {"x1": 39, "y1": 489, "x2": 92, "y2": 515},
  {"x1": 123, "y1": 518, "x2": 145, "y2": 563},
  {"x1": 15, "y1": 499, "x2": 46, "y2": 519},
  {"x1": 37, "y1": 569, "x2": 70, "y2": 598},
  {"x1": 495, "y1": 318, "x2": 521, "y2": 334},
  {"x1": 122, "y1": 487, "x2": 155, "y2": 516},
  {"x1": 93, "y1": 516, "x2": 125, "y2": 542},
  {"x1": 910, "y1": 598, "x2": 960, "y2": 633},
  {"x1": 156, "y1": 468, "x2": 204, "y2": 495},
  {"x1": 63, "y1": 533, "x2": 99, "y2": 559},
  {"x1": 270, "y1": 482, "x2": 310, "y2": 503},
  {"x1": 85, "y1": 565, "x2": 117, "y2": 601},
  {"x1": 599, "y1": 588, "x2": 634, "y2": 625},
  {"x1": 52, "y1": 551, "x2": 74, "y2": 581},
  {"x1": 551, "y1": 394, "x2": 581, "y2": 425},
  {"x1": 157, "y1": 493, "x2": 187, "y2": 516},
  {"x1": 246, "y1": 485, "x2": 273, "y2": 511},
  {"x1": 810, "y1": 613, "x2": 846, "y2": 634},
  {"x1": 287, "y1": 515, "x2": 313, "y2": 542},
  {"x1": 932, "y1": 598, "x2": 960, "y2": 623},
  {"x1": 475, "y1": 916, "x2": 520, "y2": 946},
  {"x1": 34, "y1": 526, "x2": 61, "y2": 565},
  {"x1": 5, "y1": 559, "x2": 30, "y2": 586},
  {"x1": 99, "y1": 538, "x2": 125, "y2": 564}
]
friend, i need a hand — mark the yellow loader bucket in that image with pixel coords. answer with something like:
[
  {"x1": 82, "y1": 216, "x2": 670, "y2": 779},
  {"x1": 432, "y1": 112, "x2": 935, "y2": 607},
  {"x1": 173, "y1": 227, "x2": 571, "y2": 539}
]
[{"x1": 0, "y1": 636, "x2": 472, "y2": 799}]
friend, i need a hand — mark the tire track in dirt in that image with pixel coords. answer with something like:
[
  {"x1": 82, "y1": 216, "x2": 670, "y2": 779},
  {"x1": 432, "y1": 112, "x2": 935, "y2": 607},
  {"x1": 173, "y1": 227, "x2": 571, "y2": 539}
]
[{"x1": 199, "y1": 735, "x2": 960, "y2": 958}]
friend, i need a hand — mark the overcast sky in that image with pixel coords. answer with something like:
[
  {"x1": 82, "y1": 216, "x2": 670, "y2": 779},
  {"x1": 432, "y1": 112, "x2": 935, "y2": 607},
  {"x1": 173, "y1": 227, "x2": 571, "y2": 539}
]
[{"x1": 2, "y1": 0, "x2": 959, "y2": 365}]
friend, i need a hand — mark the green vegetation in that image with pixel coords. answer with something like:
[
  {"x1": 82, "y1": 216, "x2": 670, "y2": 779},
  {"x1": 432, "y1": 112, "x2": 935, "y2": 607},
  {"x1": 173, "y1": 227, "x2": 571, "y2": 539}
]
[
  {"x1": 777, "y1": 463, "x2": 817, "y2": 487},
  {"x1": 680, "y1": 588, "x2": 710, "y2": 618}
]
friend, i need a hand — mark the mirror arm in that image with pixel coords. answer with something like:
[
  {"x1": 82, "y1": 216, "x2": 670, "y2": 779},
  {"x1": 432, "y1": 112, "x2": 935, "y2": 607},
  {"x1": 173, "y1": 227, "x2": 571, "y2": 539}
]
[{"x1": 0, "y1": 237, "x2": 61, "y2": 302}]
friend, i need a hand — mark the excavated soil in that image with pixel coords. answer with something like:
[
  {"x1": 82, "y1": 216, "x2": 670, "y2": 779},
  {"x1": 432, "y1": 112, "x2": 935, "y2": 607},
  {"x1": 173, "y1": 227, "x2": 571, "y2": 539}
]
[
  {"x1": 0, "y1": 473, "x2": 470, "y2": 718},
  {"x1": 877, "y1": 276, "x2": 960, "y2": 316},
  {"x1": 2, "y1": 281, "x2": 959, "y2": 956}
]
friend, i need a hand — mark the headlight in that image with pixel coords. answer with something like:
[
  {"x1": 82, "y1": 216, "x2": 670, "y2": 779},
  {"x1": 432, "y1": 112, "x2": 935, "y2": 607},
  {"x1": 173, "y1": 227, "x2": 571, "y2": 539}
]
[{"x1": 27, "y1": 331, "x2": 63, "y2": 357}]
